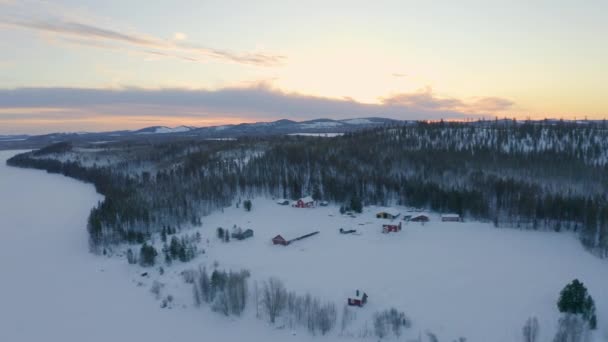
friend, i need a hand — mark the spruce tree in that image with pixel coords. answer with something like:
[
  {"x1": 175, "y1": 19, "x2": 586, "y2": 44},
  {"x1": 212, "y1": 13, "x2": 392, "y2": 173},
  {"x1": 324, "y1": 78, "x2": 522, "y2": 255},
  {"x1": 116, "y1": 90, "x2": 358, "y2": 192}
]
[{"x1": 557, "y1": 279, "x2": 597, "y2": 329}]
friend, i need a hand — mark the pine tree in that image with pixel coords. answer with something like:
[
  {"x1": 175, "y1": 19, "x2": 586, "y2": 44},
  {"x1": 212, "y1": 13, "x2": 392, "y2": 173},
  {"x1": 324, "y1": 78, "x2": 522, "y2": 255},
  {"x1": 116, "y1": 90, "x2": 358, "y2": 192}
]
[
  {"x1": 139, "y1": 243, "x2": 158, "y2": 267},
  {"x1": 243, "y1": 199, "x2": 252, "y2": 211},
  {"x1": 557, "y1": 279, "x2": 597, "y2": 329}
]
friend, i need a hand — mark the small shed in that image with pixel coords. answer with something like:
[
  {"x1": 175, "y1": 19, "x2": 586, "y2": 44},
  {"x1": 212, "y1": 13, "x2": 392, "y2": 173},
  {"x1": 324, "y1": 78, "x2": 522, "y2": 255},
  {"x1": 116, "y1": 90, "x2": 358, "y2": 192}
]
[
  {"x1": 347, "y1": 290, "x2": 368, "y2": 307},
  {"x1": 293, "y1": 196, "x2": 315, "y2": 208},
  {"x1": 272, "y1": 234, "x2": 289, "y2": 246},
  {"x1": 411, "y1": 213, "x2": 430, "y2": 222},
  {"x1": 382, "y1": 221, "x2": 402, "y2": 233},
  {"x1": 276, "y1": 199, "x2": 290, "y2": 205},
  {"x1": 441, "y1": 214, "x2": 462, "y2": 222},
  {"x1": 376, "y1": 208, "x2": 401, "y2": 219},
  {"x1": 233, "y1": 229, "x2": 254, "y2": 240}
]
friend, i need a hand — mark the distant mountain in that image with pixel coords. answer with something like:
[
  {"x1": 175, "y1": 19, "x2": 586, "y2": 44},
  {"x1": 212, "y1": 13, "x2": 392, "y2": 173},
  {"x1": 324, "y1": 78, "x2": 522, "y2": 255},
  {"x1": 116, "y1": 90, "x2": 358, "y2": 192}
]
[
  {"x1": 0, "y1": 117, "x2": 399, "y2": 149},
  {"x1": 1, "y1": 117, "x2": 601, "y2": 150},
  {"x1": 134, "y1": 126, "x2": 195, "y2": 134}
]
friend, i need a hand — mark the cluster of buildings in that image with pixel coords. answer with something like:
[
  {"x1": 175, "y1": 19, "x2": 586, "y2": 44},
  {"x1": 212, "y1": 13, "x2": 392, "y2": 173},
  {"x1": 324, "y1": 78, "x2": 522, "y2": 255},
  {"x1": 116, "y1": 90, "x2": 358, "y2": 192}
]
[
  {"x1": 269, "y1": 198, "x2": 463, "y2": 307},
  {"x1": 276, "y1": 196, "x2": 328, "y2": 208}
]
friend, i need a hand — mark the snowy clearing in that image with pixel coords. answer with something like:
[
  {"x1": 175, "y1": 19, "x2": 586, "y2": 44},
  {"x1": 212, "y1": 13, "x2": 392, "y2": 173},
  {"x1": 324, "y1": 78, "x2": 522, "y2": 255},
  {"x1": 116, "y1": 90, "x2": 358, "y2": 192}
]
[{"x1": 147, "y1": 199, "x2": 608, "y2": 342}]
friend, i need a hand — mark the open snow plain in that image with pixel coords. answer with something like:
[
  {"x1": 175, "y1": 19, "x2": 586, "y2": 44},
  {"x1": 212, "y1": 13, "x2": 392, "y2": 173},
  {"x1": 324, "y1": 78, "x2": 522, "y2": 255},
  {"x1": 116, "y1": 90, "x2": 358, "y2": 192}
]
[{"x1": 1, "y1": 149, "x2": 608, "y2": 341}]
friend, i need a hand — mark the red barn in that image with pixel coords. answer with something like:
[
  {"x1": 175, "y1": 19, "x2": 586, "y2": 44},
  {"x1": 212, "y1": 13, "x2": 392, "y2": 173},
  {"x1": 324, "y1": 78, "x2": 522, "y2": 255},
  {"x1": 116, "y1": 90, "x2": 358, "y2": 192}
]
[
  {"x1": 272, "y1": 234, "x2": 289, "y2": 246},
  {"x1": 347, "y1": 290, "x2": 368, "y2": 307},
  {"x1": 293, "y1": 196, "x2": 315, "y2": 208},
  {"x1": 382, "y1": 221, "x2": 402, "y2": 233}
]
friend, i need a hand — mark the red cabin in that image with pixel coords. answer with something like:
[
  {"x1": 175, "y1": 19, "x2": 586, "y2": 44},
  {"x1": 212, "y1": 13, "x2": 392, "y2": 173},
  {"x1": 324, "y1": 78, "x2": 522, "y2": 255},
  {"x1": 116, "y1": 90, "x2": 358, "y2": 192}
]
[
  {"x1": 272, "y1": 234, "x2": 289, "y2": 246},
  {"x1": 293, "y1": 196, "x2": 315, "y2": 208},
  {"x1": 347, "y1": 290, "x2": 368, "y2": 307},
  {"x1": 382, "y1": 221, "x2": 402, "y2": 233}
]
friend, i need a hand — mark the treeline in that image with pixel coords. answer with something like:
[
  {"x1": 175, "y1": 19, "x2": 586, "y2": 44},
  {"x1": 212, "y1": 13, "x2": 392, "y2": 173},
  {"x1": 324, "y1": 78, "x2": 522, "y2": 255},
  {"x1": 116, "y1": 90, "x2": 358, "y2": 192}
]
[
  {"x1": 239, "y1": 121, "x2": 608, "y2": 257},
  {"x1": 7, "y1": 140, "x2": 246, "y2": 251},
  {"x1": 8, "y1": 121, "x2": 608, "y2": 256}
]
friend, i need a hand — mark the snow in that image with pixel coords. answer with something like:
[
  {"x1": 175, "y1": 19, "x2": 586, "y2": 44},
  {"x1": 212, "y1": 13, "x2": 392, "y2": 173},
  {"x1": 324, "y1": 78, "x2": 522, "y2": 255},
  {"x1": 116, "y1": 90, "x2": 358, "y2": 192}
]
[
  {"x1": 136, "y1": 126, "x2": 193, "y2": 134},
  {"x1": 3, "y1": 149, "x2": 608, "y2": 342},
  {"x1": 163, "y1": 200, "x2": 608, "y2": 342},
  {"x1": 298, "y1": 121, "x2": 343, "y2": 129},
  {"x1": 298, "y1": 196, "x2": 314, "y2": 203},
  {"x1": 342, "y1": 118, "x2": 374, "y2": 125},
  {"x1": 153, "y1": 126, "x2": 192, "y2": 134},
  {"x1": 376, "y1": 207, "x2": 400, "y2": 217},
  {"x1": 0, "y1": 138, "x2": 27, "y2": 141},
  {"x1": 287, "y1": 133, "x2": 344, "y2": 137}
]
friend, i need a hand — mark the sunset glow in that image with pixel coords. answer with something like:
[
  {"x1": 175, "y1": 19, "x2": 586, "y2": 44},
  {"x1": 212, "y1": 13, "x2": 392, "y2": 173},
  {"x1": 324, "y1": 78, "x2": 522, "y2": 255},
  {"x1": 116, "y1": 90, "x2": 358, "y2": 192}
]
[{"x1": 1, "y1": 0, "x2": 607, "y2": 134}]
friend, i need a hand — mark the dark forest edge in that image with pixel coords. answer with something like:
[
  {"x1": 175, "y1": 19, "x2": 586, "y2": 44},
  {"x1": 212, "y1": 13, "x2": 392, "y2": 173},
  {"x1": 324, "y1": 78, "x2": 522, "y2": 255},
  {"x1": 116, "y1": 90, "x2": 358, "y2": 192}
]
[{"x1": 7, "y1": 120, "x2": 608, "y2": 257}]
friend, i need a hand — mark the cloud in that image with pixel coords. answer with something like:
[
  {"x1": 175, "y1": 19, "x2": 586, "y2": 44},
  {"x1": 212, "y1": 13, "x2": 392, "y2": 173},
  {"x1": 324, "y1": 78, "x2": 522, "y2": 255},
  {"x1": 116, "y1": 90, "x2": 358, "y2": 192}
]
[
  {"x1": 0, "y1": 85, "x2": 510, "y2": 133},
  {"x1": 381, "y1": 87, "x2": 514, "y2": 114},
  {"x1": 173, "y1": 32, "x2": 187, "y2": 41},
  {"x1": 1, "y1": 2, "x2": 284, "y2": 67}
]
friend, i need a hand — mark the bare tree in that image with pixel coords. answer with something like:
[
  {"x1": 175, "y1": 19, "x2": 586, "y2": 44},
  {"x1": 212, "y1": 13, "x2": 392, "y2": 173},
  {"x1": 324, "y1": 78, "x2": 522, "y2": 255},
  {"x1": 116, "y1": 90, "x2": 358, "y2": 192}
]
[
  {"x1": 373, "y1": 308, "x2": 411, "y2": 339},
  {"x1": 316, "y1": 302, "x2": 337, "y2": 335},
  {"x1": 254, "y1": 280, "x2": 260, "y2": 318},
  {"x1": 341, "y1": 304, "x2": 356, "y2": 334},
  {"x1": 523, "y1": 316, "x2": 540, "y2": 342},
  {"x1": 212, "y1": 291, "x2": 230, "y2": 316},
  {"x1": 426, "y1": 331, "x2": 439, "y2": 342},
  {"x1": 553, "y1": 314, "x2": 588, "y2": 342},
  {"x1": 262, "y1": 277, "x2": 287, "y2": 323}
]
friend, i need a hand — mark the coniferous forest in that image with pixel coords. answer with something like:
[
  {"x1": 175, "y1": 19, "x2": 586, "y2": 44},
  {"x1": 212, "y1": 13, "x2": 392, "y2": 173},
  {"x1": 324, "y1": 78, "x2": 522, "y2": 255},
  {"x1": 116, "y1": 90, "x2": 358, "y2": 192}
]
[{"x1": 8, "y1": 120, "x2": 608, "y2": 257}]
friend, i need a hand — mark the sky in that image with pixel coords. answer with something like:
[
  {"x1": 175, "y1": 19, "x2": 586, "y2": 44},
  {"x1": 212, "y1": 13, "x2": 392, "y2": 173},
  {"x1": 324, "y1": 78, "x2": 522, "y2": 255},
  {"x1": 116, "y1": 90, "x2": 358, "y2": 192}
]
[{"x1": 0, "y1": 0, "x2": 607, "y2": 134}]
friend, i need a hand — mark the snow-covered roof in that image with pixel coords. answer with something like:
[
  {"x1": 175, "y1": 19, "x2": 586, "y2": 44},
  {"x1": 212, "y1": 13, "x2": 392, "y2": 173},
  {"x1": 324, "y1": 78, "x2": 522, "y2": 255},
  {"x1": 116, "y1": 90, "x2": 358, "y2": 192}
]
[
  {"x1": 352, "y1": 290, "x2": 366, "y2": 300},
  {"x1": 411, "y1": 213, "x2": 430, "y2": 219},
  {"x1": 299, "y1": 196, "x2": 314, "y2": 203},
  {"x1": 377, "y1": 208, "x2": 400, "y2": 216},
  {"x1": 276, "y1": 198, "x2": 289, "y2": 204},
  {"x1": 441, "y1": 213, "x2": 460, "y2": 218}
]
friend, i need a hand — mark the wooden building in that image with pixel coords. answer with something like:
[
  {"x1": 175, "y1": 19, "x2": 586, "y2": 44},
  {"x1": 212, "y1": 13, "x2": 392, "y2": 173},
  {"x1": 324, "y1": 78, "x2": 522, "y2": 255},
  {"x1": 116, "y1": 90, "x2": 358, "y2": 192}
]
[
  {"x1": 410, "y1": 213, "x2": 430, "y2": 222},
  {"x1": 376, "y1": 208, "x2": 400, "y2": 219},
  {"x1": 441, "y1": 214, "x2": 462, "y2": 222},
  {"x1": 293, "y1": 196, "x2": 315, "y2": 208},
  {"x1": 272, "y1": 234, "x2": 288, "y2": 246},
  {"x1": 382, "y1": 221, "x2": 402, "y2": 233},
  {"x1": 347, "y1": 290, "x2": 368, "y2": 307}
]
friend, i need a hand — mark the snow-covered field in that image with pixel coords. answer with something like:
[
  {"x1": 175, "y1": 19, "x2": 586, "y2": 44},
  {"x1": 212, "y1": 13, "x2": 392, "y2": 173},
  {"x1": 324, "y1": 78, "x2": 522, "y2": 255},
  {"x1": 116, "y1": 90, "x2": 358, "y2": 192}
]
[
  {"x1": 153, "y1": 199, "x2": 608, "y2": 341},
  {"x1": 2, "y1": 149, "x2": 608, "y2": 342}
]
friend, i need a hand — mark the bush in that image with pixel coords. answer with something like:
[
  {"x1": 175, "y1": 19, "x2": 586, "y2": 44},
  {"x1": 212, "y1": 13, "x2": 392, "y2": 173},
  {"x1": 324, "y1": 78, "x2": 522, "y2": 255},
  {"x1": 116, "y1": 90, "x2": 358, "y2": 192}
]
[{"x1": 373, "y1": 308, "x2": 411, "y2": 339}]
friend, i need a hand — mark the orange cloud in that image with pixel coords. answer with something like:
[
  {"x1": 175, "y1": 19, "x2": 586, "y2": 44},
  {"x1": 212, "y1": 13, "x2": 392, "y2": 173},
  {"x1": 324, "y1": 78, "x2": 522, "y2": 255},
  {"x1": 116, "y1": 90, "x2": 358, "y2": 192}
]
[{"x1": 381, "y1": 87, "x2": 514, "y2": 114}]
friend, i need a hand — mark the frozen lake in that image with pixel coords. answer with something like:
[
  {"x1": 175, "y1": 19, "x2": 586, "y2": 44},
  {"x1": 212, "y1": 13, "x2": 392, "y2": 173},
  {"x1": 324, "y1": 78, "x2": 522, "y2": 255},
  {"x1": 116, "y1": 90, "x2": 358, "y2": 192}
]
[{"x1": 0, "y1": 151, "x2": 302, "y2": 342}]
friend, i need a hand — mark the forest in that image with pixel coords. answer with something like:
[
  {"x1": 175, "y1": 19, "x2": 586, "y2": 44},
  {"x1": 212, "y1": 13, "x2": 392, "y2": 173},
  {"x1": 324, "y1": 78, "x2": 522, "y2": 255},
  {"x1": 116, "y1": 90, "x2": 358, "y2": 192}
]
[{"x1": 7, "y1": 119, "x2": 608, "y2": 257}]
